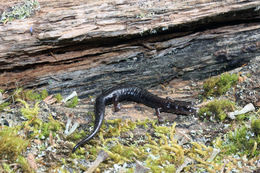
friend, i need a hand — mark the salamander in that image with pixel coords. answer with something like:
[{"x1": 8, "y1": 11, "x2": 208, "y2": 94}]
[{"x1": 72, "y1": 85, "x2": 196, "y2": 153}]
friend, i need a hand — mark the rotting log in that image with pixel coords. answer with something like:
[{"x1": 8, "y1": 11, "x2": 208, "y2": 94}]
[{"x1": 0, "y1": 0, "x2": 260, "y2": 98}]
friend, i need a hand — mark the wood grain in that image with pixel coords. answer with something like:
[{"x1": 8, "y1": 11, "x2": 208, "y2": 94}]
[{"x1": 0, "y1": 0, "x2": 259, "y2": 97}]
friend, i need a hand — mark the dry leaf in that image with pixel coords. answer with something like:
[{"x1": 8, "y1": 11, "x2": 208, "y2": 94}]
[
  {"x1": 43, "y1": 95, "x2": 57, "y2": 104},
  {"x1": 27, "y1": 153, "x2": 38, "y2": 170},
  {"x1": 49, "y1": 131, "x2": 54, "y2": 146}
]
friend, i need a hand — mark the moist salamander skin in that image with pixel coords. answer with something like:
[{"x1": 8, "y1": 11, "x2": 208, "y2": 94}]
[{"x1": 72, "y1": 85, "x2": 196, "y2": 153}]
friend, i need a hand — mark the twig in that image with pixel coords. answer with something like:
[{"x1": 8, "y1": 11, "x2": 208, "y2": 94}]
[
  {"x1": 64, "y1": 114, "x2": 73, "y2": 135},
  {"x1": 134, "y1": 160, "x2": 150, "y2": 173},
  {"x1": 228, "y1": 103, "x2": 255, "y2": 119},
  {"x1": 207, "y1": 148, "x2": 220, "y2": 162},
  {"x1": 85, "y1": 150, "x2": 109, "y2": 173},
  {"x1": 62, "y1": 91, "x2": 77, "y2": 103}
]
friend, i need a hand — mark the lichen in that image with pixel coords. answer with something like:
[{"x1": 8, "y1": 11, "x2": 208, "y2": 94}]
[
  {"x1": 203, "y1": 73, "x2": 238, "y2": 97},
  {"x1": 198, "y1": 99, "x2": 235, "y2": 121},
  {"x1": 0, "y1": 0, "x2": 40, "y2": 24}
]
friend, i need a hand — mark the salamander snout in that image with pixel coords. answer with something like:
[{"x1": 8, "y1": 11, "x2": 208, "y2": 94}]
[{"x1": 166, "y1": 99, "x2": 197, "y2": 115}]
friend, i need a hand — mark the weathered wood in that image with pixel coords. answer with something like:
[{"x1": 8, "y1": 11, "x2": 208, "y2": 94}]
[{"x1": 0, "y1": 0, "x2": 260, "y2": 97}]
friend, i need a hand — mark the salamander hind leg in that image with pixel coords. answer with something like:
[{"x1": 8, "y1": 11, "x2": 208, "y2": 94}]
[
  {"x1": 155, "y1": 108, "x2": 164, "y2": 123},
  {"x1": 113, "y1": 95, "x2": 121, "y2": 112}
]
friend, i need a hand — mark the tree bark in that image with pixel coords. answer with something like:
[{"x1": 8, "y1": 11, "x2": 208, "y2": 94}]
[{"x1": 0, "y1": 0, "x2": 260, "y2": 97}]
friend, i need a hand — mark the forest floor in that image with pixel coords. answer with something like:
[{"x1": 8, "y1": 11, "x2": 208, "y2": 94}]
[
  {"x1": 0, "y1": 0, "x2": 259, "y2": 172},
  {"x1": 0, "y1": 56, "x2": 259, "y2": 173}
]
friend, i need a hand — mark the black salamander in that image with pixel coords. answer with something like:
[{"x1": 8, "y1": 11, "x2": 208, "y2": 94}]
[{"x1": 72, "y1": 85, "x2": 196, "y2": 153}]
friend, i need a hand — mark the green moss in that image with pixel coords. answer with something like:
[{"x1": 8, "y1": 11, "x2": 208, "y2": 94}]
[
  {"x1": 0, "y1": 0, "x2": 40, "y2": 24},
  {"x1": 104, "y1": 119, "x2": 137, "y2": 138},
  {"x1": 14, "y1": 89, "x2": 48, "y2": 101},
  {"x1": 110, "y1": 143, "x2": 140, "y2": 161},
  {"x1": 17, "y1": 156, "x2": 34, "y2": 173},
  {"x1": 0, "y1": 127, "x2": 29, "y2": 161},
  {"x1": 71, "y1": 148, "x2": 87, "y2": 159},
  {"x1": 203, "y1": 73, "x2": 238, "y2": 97},
  {"x1": 217, "y1": 125, "x2": 260, "y2": 157},
  {"x1": 152, "y1": 121, "x2": 171, "y2": 134},
  {"x1": 41, "y1": 115, "x2": 64, "y2": 138},
  {"x1": 13, "y1": 88, "x2": 23, "y2": 100},
  {"x1": 236, "y1": 113, "x2": 247, "y2": 121},
  {"x1": 251, "y1": 119, "x2": 260, "y2": 135},
  {"x1": 25, "y1": 89, "x2": 48, "y2": 101},
  {"x1": 40, "y1": 89, "x2": 48, "y2": 100},
  {"x1": 55, "y1": 93, "x2": 63, "y2": 103},
  {"x1": 1, "y1": 163, "x2": 14, "y2": 173},
  {"x1": 25, "y1": 90, "x2": 41, "y2": 101},
  {"x1": 67, "y1": 130, "x2": 87, "y2": 141},
  {"x1": 164, "y1": 164, "x2": 176, "y2": 172},
  {"x1": 66, "y1": 96, "x2": 78, "y2": 108},
  {"x1": 198, "y1": 99, "x2": 235, "y2": 121},
  {"x1": 0, "y1": 102, "x2": 10, "y2": 112},
  {"x1": 18, "y1": 99, "x2": 39, "y2": 120},
  {"x1": 246, "y1": 73, "x2": 252, "y2": 78},
  {"x1": 17, "y1": 99, "x2": 63, "y2": 139},
  {"x1": 68, "y1": 117, "x2": 260, "y2": 172}
]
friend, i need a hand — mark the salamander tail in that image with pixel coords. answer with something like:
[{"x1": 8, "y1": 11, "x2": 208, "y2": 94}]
[{"x1": 72, "y1": 98, "x2": 105, "y2": 153}]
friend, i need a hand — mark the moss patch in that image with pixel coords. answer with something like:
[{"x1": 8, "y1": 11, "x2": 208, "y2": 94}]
[
  {"x1": 203, "y1": 73, "x2": 238, "y2": 97},
  {"x1": 41, "y1": 115, "x2": 64, "y2": 138},
  {"x1": 198, "y1": 99, "x2": 235, "y2": 121},
  {"x1": 215, "y1": 124, "x2": 260, "y2": 158},
  {"x1": 14, "y1": 89, "x2": 48, "y2": 101},
  {"x1": 72, "y1": 119, "x2": 248, "y2": 172},
  {"x1": 17, "y1": 156, "x2": 34, "y2": 173},
  {"x1": 0, "y1": 127, "x2": 29, "y2": 161},
  {"x1": 65, "y1": 96, "x2": 78, "y2": 108},
  {"x1": 17, "y1": 99, "x2": 63, "y2": 139},
  {"x1": 55, "y1": 93, "x2": 63, "y2": 103},
  {"x1": 251, "y1": 119, "x2": 260, "y2": 135},
  {"x1": 0, "y1": 102, "x2": 10, "y2": 112}
]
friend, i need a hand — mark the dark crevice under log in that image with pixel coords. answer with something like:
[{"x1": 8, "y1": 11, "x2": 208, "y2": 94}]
[
  {"x1": 24, "y1": 23, "x2": 260, "y2": 98},
  {"x1": 0, "y1": 0, "x2": 260, "y2": 98}
]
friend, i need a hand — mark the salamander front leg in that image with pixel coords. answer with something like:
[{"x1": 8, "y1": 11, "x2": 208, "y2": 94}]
[
  {"x1": 113, "y1": 96, "x2": 121, "y2": 112},
  {"x1": 155, "y1": 108, "x2": 163, "y2": 123}
]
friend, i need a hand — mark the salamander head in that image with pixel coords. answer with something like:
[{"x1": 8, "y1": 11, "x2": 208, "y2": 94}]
[{"x1": 163, "y1": 97, "x2": 197, "y2": 115}]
